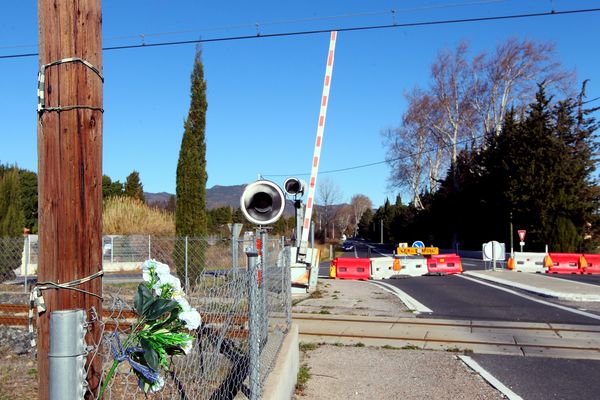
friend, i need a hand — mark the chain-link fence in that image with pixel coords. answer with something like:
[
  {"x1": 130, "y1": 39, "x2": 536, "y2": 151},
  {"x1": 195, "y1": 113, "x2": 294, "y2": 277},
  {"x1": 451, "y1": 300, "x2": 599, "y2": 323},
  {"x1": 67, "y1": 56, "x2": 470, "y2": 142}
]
[{"x1": 0, "y1": 234, "x2": 293, "y2": 399}]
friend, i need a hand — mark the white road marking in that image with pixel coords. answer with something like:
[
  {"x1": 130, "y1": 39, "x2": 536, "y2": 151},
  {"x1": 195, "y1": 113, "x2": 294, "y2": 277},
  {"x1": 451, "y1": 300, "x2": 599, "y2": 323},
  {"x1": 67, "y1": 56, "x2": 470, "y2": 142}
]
[
  {"x1": 459, "y1": 355, "x2": 523, "y2": 400},
  {"x1": 368, "y1": 280, "x2": 433, "y2": 314},
  {"x1": 457, "y1": 274, "x2": 600, "y2": 321}
]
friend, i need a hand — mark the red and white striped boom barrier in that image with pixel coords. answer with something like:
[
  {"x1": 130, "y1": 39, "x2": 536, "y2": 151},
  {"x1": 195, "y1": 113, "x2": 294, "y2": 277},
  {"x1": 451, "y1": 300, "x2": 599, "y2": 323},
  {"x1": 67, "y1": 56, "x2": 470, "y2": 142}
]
[{"x1": 298, "y1": 31, "x2": 337, "y2": 261}]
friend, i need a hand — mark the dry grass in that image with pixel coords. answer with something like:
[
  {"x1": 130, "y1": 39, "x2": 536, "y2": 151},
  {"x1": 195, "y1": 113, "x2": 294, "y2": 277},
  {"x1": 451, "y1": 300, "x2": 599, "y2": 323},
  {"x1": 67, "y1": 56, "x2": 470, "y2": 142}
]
[{"x1": 103, "y1": 196, "x2": 175, "y2": 235}]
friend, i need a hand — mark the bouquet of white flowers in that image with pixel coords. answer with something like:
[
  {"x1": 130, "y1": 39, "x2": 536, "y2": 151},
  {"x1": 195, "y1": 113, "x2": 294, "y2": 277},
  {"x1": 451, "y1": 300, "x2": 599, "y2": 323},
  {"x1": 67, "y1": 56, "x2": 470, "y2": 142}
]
[{"x1": 98, "y1": 260, "x2": 201, "y2": 397}]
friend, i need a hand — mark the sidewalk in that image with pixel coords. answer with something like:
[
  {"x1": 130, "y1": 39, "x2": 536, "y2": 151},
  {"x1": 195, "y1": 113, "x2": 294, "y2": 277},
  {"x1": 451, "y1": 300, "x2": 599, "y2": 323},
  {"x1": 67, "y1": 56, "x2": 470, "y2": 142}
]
[{"x1": 464, "y1": 270, "x2": 600, "y2": 302}]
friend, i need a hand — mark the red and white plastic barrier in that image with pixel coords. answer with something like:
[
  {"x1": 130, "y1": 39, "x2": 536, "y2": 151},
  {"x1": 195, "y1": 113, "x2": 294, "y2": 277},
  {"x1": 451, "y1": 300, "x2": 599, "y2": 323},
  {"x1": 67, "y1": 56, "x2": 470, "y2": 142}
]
[
  {"x1": 545, "y1": 253, "x2": 584, "y2": 274},
  {"x1": 426, "y1": 254, "x2": 462, "y2": 275},
  {"x1": 507, "y1": 252, "x2": 546, "y2": 273},
  {"x1": 370, "y1": 257, "x2": 395, "y2": 280},
  {"x1": 582, "y1": 254, "x2": 600, "y2": 274},
  {"x1": 331, "y1": 257, "x2": 370, "y2": 280},
  {"x1": 392, "y1": 255, "x2": 428, "y2": 277}
]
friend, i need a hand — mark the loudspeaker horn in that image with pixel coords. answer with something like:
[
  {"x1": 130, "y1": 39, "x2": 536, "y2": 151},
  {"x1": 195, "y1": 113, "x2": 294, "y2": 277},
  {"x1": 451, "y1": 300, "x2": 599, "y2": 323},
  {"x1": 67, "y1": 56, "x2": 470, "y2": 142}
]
[
  {"x1": 283, "y1": 177, "x2": 306, "y2": 196},
  {"x1": 240, "y1": 180, "x2": 286, "y2": 225}
]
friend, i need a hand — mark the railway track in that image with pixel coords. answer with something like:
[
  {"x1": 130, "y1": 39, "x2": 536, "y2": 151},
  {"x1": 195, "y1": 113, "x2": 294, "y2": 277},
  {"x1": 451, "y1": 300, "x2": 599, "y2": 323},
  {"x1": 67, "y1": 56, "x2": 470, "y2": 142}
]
[
  {"x1": 0, "y1": 303, "x2": 249, "y2": 339},
  {"x1": 293, "y1": 314, "x2": 600, "y2": 359}
]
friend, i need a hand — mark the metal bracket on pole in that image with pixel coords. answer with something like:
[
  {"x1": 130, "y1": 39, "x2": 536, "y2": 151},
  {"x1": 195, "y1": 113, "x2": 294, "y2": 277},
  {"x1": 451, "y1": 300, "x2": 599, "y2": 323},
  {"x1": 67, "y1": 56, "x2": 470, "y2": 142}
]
[{"x1": 49, "y1": 309, "x2": 87, "y2": 400}]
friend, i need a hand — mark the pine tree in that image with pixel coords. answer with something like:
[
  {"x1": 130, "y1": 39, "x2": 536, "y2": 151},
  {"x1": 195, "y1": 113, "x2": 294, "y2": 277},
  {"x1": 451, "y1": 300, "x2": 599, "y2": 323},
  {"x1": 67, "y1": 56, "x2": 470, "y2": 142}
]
[
  {"x1": 124, "y1": 171, "x2": 145, "y2": 202},
  {"x1": 175, "y1": 47, "x2": 208, "y2": 286},
  {"x1": 103, "y1": 175, "x2": 124, "y2": 199}
]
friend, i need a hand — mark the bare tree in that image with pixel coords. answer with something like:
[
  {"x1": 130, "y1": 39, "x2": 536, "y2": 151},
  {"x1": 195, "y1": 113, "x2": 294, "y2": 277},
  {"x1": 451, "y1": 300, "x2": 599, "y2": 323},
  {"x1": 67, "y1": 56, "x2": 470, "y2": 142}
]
[
  {"x1": 317, "y1": 177, "x2": 342, "y2": 240},
  {"x1": 383, "y1": 38, "x2": 575, "y2": 200},
  {"x1": 384, "y1": 89, "x2": 445, "y2": 208},
  {"x1": 334, "y1": 204, "x2": 354, "y2": 238},
  {"x1": 474, "y1": 37, "x2": 575, "y2": 137},
  {"x1": 349, "y1": 194, "x2": 372, "y2": 235}
]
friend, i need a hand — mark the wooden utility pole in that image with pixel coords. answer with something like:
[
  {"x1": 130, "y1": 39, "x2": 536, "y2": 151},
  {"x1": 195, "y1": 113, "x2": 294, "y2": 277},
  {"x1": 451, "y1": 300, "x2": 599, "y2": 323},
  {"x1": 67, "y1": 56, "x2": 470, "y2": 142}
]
[{"x1": 37, "y1": 1, "x2": 103, "y2": 399}]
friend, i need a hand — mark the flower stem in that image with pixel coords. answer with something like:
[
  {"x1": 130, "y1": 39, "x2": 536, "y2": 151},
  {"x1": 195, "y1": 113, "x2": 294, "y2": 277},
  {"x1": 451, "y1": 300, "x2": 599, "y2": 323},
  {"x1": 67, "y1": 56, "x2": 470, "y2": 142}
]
[
  {"x1": 97, "y1": 318, "x2": 145, "y2": 399},
  {"x1": 97, "y1": 360, "x2": 119, "y2": 399}
]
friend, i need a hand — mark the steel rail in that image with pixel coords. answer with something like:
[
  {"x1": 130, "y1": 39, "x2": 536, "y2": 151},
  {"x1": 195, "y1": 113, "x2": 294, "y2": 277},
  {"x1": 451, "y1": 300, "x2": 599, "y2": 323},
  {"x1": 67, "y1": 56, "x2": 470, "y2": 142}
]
[{"x1": 292, "y1": 314, "x2": 600, "y2": 333}]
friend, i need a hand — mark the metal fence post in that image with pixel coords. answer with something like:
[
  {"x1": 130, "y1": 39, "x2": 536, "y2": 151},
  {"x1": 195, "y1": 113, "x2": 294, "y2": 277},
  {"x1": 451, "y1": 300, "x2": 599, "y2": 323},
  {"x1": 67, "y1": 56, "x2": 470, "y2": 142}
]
[
  {"x1": 284, "y1": 247, "x2": 292, "y2": 331},
  {"x1": 49, "y1": 309, "x2": 87, "y2": 399},
  {"x1": 24, "y1": 235, "x2": 30, "y2": 293},
  {"x1": 260, "y1": 231, "x2": 269, "y2": 344},
  {"x1": 232, "y1": 236, "x2": 238, "y2": 270},
  {"x1": 184, "y1": 236, "x2": 189, "y2": 293},
  {"x1": 246, "y1": 251, "x2": 260, "y2": 400}
]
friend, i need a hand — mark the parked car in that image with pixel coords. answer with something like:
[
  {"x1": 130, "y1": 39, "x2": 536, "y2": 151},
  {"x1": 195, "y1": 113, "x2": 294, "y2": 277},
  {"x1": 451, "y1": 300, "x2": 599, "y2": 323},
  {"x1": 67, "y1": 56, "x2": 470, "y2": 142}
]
[{"x1": 342, "y1": 241, "x2": 354, "y2": 251}]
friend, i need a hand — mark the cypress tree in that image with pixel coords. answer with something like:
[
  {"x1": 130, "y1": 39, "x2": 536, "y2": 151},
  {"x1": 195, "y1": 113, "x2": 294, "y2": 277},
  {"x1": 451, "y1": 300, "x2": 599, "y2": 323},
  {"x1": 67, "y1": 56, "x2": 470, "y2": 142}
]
[
  {"x1": 0, "y1": 168, "x2": 25, "y2": 280},
  {"x1": 175, "y1": 47, "x2": 208, "y2": 286}
]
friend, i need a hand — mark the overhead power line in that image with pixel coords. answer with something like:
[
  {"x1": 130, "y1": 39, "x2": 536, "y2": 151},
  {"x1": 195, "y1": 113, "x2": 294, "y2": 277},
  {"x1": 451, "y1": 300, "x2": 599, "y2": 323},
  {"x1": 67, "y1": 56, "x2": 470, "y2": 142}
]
[
  {"x1": 263, "y1": 134, "x2": 487, "y2": 178},
  {"x1": 1, "y1": 7, "x2": 600, "y2": 60},
  {"x1": 0, "y1": 1, "x2": 510, "y2": 52}
]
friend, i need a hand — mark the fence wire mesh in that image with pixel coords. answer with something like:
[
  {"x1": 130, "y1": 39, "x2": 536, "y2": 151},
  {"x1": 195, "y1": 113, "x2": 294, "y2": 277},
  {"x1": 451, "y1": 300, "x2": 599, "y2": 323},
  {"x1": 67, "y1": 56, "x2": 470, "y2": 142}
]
[{"x1": 0, "y1": 234, "x2": 292, "y2": 399}]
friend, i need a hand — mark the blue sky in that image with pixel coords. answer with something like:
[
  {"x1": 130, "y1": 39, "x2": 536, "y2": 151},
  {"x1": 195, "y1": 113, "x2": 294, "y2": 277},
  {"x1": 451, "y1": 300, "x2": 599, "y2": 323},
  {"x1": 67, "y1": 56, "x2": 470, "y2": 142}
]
[{"x1": 1, "y1": 1, "x2": 599, "y2": 208}]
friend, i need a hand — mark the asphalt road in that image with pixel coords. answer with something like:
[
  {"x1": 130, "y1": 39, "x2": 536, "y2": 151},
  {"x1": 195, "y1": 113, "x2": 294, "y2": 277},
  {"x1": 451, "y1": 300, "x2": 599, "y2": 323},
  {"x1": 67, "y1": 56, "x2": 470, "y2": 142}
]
[
  {"x1": 470, "y1": 354, "x2": 600, "y2": 400},
  {"x1": 385, "y1": 274, "x2": 600, "y2": 324}
]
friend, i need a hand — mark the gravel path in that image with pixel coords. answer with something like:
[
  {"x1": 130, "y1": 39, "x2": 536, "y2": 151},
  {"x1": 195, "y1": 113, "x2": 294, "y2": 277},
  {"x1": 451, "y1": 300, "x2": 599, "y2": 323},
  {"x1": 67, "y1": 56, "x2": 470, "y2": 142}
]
[{"x1": 296, "y1": 345, "x2": 504, "y2": 400}]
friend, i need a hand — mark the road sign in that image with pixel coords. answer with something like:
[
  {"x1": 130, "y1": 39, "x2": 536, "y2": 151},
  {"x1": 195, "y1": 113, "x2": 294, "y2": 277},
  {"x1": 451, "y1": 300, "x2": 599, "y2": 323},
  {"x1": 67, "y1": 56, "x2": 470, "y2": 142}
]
[
  {"x1": 482, "y1": 241, "x2": 505, "y2": 262},
  {"x1": 518, "y1": 230, "x2": 526, "y2": 241},
  {"x1": 412, "y1": 240, "x2": 425, "y2": 248}
]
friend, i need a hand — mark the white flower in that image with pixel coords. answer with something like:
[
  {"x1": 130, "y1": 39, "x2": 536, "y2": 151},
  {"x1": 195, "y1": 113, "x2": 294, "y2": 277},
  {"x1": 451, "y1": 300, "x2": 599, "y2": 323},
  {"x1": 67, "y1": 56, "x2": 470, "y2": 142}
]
[
  {"x1": 141, "y1": 259, "x2": 170, "y2": 282},
  {"x1": 152, "y1": 273, "x2": 182, "y2": 296},
  {"x1": 179, "y1": 309, "x2": 201, "y2": 330},
  {"x1": 181, "y1": 337, "x2": 194, "y2": 355},
  {"x1": 160, "y1": 274, "x2": 182, "y2": 291},
  {"x1": 146, "y1": 375, "x2": 165, "y2": 393},
  {"x1": 175, "y1": 296, "x2": 192, "y2": 312}
]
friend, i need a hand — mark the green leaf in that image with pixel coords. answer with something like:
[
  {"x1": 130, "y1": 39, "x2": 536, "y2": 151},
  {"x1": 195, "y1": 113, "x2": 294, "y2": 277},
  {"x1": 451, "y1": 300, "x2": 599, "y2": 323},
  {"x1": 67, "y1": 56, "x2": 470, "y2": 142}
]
[
  {"x1": 134, "y1": 284, "x2": 153, "y2": 315},
  {"x1": 140, "y1": 337, "x2": 160, "y2": 371},
  {"x1": 151, "y1": 310, "x2": 180, "y2": 332},
  {"x1": 145, "y1": 298, "x2": 180, "y2": 320}
]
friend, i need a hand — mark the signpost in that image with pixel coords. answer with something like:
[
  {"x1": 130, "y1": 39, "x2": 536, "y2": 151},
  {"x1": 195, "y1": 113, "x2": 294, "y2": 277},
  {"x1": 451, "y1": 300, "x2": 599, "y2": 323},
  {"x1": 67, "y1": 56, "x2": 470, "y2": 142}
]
[{"x1": 518, "y1": 230, "x2": 526, "y2": 252}]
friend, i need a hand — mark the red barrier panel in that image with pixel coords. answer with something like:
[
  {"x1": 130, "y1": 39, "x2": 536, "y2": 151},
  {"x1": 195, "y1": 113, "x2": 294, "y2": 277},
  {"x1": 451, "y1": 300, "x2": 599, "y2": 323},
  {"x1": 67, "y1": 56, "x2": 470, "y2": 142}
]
[
  {"x1": 582, "y1": 254, "x2": 600, "y2": 274},
  {"x1": 545, "y1": 253, "x2": 583, "y2": 274},
  {"x1": 333, "y1": 257, "x2": 371, "y2": 280},
  {"x1": 426, "y1": 254, "x2": 462, "y2": 275}
]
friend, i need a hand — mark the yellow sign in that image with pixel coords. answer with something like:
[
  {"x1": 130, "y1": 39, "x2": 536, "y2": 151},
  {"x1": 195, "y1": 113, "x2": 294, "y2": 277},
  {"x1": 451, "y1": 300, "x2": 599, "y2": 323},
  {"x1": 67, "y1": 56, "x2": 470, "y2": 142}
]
[{"x1": 396, "y1": 247, "x2": 439, "y2": 255}]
